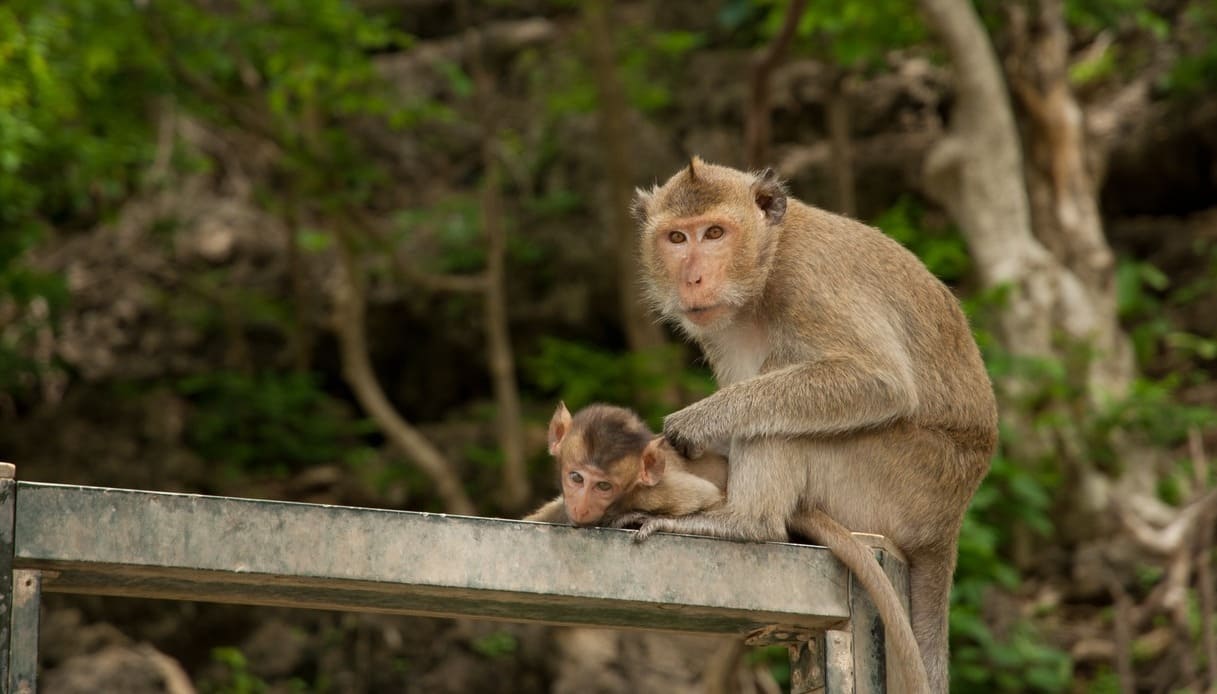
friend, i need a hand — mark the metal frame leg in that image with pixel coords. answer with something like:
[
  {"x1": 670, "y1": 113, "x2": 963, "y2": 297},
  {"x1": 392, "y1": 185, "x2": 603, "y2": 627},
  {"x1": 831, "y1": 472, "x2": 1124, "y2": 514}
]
[
  {"x1": 0, "y1": 462, "x2": 15, "y2": 694},
  {"x1": 10, "y1": 571, "x2": 39, "y2": 694},
  {"x1": 823, "y1": 543, "x2": 911, "y2": 693}
]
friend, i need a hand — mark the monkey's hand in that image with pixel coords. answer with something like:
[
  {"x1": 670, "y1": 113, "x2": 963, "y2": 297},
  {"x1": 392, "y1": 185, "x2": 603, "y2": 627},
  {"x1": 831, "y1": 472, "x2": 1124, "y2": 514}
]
[{"x1": 662, "y1": 401, "x2": 726, "y2": 459}]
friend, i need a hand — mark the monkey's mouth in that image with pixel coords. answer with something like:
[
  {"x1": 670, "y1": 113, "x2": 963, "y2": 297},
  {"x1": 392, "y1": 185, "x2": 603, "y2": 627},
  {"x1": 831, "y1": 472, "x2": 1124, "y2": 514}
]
[{"x1": 684, "y1": 304, "x2": 727, "y2": 325}]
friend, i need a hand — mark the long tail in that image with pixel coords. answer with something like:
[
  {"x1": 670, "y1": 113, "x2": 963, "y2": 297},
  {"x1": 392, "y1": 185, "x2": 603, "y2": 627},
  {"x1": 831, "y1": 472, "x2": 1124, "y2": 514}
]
[{"x1": 790, "y1": 508, "x2": 932, "y2": 694}]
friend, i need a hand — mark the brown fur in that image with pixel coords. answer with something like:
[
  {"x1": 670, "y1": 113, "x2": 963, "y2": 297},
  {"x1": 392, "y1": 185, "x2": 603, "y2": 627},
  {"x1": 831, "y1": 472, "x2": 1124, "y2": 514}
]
[
  {"x1": 629, "y1": 158, "x2": 999, "y2": 694},
  {"x1": 526, "y1": 402, "x2": 930, "y2": 693},
  {"x1": 524, "y1": 403, "x2": 724, "y2": 526}
]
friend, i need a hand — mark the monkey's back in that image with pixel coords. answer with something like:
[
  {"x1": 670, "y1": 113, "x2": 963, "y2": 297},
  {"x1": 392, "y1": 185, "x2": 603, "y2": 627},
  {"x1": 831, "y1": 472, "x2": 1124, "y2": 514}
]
[{"x1": 770, "y1": 202, "x2": 998, "y2": 456}]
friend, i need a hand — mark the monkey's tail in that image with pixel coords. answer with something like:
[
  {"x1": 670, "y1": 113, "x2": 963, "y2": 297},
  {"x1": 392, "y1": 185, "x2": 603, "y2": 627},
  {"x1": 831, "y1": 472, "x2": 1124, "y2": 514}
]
[{"x1": 793, "y1": 509, "x2": 932, "y2": 694}]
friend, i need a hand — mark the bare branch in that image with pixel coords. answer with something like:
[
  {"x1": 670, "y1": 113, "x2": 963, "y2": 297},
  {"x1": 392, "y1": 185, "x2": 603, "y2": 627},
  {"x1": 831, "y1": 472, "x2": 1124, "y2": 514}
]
[
  {"x1": 1103, "y1": 570, "x2": 1136, "y2": 694},
  {"x1": 461, "y1": 3, "x2": 530, "y2": 511},
  {"x1": 1189, "y1": 428, "x2": 1217, "y2": 689},
  {"x1": 1116, "y1": 489, "x2": 1217, "y2": 555},
  {"x1": 744, "y1": 0, "x2": 808, "y2": 169},
  {"x1": 584, "y1": 0, "x2": 672, "y2": 361},
  {"x1": 332, "y1": 231, "x2": 476, "y2": 515}
]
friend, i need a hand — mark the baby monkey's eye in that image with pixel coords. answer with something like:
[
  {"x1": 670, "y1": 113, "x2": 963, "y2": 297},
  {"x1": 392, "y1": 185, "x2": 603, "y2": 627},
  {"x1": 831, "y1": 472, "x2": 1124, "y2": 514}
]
[
  {"x1": 595, "y1": 481, "x2": 613, "y2": 492},
  {"x1": 569, "y1": 471, "x2": 584, "y2": 484},
  {"x1": 667, "y1": 230, "x2": 687, "y2": 244},
  {"x1": 705, "y1": 225, "x2": 725, "y2": 240}
]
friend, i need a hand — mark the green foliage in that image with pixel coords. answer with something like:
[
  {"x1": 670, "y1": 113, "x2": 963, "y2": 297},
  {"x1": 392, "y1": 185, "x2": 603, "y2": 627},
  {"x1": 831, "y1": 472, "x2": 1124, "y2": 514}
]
[
  {"x1": 203, "y1": 647, "x2": 269, "y2": 694},
  {"x1": 0, "y1": 1, "x2": 156, "y2": 392},
  {"x1": 470, "y1": 630, "x2": 518, "y2": 659},
  {"x1": 723, "y1": 0, "x2": 924, "y2": 71},
  {"x1": 203, "y1": 646, "x2": 315, "y2": 694},
  {"x1": 393, "y1": 196, "x2": 485, "y2": 274},
  {"x1": 0, "y1": 1, "x2": 161, "y2": 233},
  {"x1": 746, "y1": 645, "x2": 791, "y2": 688},
  {"x1": 950, "y1": 453, "x2": 1072, "y2": 692},
  {"x1": 1065, "y1": 0, "x2": 1168, "y2": 37},
  {"x1": 1068, "y1": 42, "x2": 1118, "y2": 86},
  {"x1": 1165, "y1": 1, "x2": 1217, "y2": 96},
  {"x1": 179, "y1": 371, "x2": 370, "y2": 475},
  {"x1": 950, "y1": 616, "x2": 1073, "y2": 692},
  {"x1": 1117, "y1": 255, "x2": 1217, "y2": 367},
  {"x1": 525, "y1": 337, "x2": 713, "y2": 428},
  {"x1": 1095, "y1": 375, "x2": 1217, "y2": 449},
  {"x1": 532, "y1": 18, "x2": 702, "y2": 119},
  {"x1": 0, "y1": 226, "x2": 67, "y2": 392}
]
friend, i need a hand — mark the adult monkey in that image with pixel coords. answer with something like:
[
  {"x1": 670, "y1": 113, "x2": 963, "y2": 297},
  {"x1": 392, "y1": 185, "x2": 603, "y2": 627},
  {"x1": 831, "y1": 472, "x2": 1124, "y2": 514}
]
[{"x1": 626, "y1": 158, "x2": 998, "y2": 693}]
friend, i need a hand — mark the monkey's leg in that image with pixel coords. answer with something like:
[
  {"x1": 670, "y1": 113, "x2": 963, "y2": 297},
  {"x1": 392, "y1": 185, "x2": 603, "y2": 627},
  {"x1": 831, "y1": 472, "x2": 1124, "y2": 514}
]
[
  {"x1": 629, "y1": 437, "x2": 803, "y2": 543},
  {"x1": 908, "y1": 549, "x2": 956, "y2": 694}
]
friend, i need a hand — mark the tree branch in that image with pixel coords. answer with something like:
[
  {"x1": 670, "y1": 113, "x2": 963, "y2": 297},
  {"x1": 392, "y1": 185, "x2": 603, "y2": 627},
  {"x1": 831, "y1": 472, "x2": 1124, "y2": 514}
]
[
  {"x1": 744, "y1": 0, "x2": 808, "y2": 168},
  {"x1": 332, "y1": 230, "x2": 476, "y2": 515},
  {"x1": 460, "y1": 3, "x2": 529, "y2": 511}
]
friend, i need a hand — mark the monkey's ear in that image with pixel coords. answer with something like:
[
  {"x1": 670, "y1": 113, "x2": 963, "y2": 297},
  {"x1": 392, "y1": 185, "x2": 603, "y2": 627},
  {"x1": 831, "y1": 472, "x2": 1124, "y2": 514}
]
[
  {"x1": 631, "y1": 186, "x2": 654, "y2": 224},
  {"x1": 639, "y1": 437, "x2": 667, "y2": 486},
  {"x1": 752, "y1": 167, "x2": 788, "y2": 225},
  {"x1": 548, "y1": 401, "x2": 573, "y2": 456}
]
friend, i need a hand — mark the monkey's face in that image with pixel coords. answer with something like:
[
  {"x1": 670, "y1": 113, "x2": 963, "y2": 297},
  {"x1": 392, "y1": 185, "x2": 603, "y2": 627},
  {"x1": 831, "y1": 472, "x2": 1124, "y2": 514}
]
[
  {"x1": 648, "y1": 215, "x2": 748, "y2": 330},
  {"x1": 560, "y1": 460, "x2": 630, "y2": 526},
  {"x1": 635, "y1": 158, "x2": 788, "y2": 335}
]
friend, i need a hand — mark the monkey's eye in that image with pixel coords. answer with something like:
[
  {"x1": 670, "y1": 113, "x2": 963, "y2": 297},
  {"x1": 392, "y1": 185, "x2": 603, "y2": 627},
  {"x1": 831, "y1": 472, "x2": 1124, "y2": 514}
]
[
  {"x1": 595, "y1": 481, "x2": 613, "y2": 492},
  {"x1": 705, "y1": 225, "x2": 725, "y2": 240},
  {"x1": 569, "y1": 471, "x2": 584, "y2": 485},
  {"x1": 667, "y1": 230, "x2": 687, "y2": 244}
]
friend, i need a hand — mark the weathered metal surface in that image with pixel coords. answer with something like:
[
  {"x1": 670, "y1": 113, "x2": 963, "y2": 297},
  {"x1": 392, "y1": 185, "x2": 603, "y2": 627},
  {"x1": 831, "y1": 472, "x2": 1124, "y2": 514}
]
[
  {"x1": 13, "y1": 482, "x2": 862, "y2": 635},
  {"x1": 845, "y1": 545, "x2": 891, "y2": 693},
  {"x1": 789, "y1": 632, "x2": 827, "y2": 694},
  {"x1": 0, "y1": 471, "x2": 14, "y2": 694},
  {"x1": 9, "y1": 571, "x2": 38, "y2": 694},
  {"x1": 824, "y1": 630, "x2": 857, "y2": 693},
  {"x1": 823, "y1": 542, "x2": 912, "y2": 693}
]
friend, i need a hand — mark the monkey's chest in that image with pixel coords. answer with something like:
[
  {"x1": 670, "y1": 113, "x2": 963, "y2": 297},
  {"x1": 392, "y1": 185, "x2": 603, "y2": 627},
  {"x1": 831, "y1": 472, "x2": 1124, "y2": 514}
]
[{"x1": 707, "y1": 324, "x2": 770, "y2": 385}]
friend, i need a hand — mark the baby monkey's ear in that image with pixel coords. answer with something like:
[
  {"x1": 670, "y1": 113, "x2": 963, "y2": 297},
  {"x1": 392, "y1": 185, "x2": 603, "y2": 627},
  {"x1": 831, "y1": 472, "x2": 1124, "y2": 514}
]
[
  {"x1": 547, "y1": 401, "x2": 573, "y2": 456},
  {"x1": 639, "y1": 436, "x2": 669, "y2": 487}
]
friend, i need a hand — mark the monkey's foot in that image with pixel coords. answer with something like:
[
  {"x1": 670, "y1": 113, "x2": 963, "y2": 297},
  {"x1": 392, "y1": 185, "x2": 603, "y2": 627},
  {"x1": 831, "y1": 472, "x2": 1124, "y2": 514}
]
[
  {"x1": 608, "y1": 512, "x2": 654, "y2": 530},
  {"x1": 632, "y1": 516, "x2": 684, "y2": 543}
]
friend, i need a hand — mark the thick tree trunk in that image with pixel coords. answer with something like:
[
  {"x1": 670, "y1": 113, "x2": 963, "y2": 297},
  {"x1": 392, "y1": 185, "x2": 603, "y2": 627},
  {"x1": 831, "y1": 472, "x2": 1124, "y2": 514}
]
[
  {"x1": 915, "y1": 0, "x2": 1145, "y2": 538},
  {"x1": 917, "y1": 0, "x2": 1059, "y2": 357},
  {"x1": 1005, "y1": 0, "x2": 1134, "y2": 399}
]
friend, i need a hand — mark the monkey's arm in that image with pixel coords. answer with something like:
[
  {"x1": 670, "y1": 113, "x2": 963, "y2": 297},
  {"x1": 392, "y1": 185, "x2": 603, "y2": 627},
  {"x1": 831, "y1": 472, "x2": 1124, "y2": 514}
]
[
  {"x1": 664, "y1": 349, "x2": 918, "y2": 453},
  {"x1": 523, "y1": 496, "x2": 570, "y2": 523}
]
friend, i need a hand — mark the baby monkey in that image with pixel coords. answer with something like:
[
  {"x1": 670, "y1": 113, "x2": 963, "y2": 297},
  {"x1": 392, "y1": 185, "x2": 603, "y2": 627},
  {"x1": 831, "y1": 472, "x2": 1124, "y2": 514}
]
[
  {"x1": 524, "y1": 401, "x2": 930, "y2": 694},
  {"x1": 524, "y1": 402, "x2": 724, "y2": 526}
]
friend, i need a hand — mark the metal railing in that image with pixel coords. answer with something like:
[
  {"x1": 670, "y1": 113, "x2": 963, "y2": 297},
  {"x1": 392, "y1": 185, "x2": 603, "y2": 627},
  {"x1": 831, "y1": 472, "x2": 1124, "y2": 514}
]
[{"x1": 0, "y1": 465, "x2": 908, "y2": 693}]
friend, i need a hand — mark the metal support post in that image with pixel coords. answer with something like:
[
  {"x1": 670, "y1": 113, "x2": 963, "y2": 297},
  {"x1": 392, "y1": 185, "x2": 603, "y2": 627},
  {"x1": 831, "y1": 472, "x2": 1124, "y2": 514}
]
[
  {"x1": 0, "y1": 462, "x2": 16, "y2": 694},
  {"x1": 10, "y1": 571, "x2": 39, "y2": 694}
]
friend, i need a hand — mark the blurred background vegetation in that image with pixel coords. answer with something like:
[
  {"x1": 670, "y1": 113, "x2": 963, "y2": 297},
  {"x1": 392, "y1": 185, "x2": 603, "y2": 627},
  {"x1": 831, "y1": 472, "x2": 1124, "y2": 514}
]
[{"x1": 1, "y1": 0, "x2": 1215, "y2": 692}]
